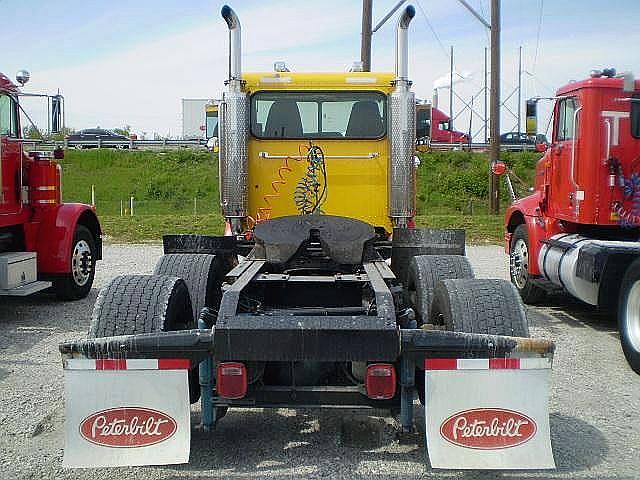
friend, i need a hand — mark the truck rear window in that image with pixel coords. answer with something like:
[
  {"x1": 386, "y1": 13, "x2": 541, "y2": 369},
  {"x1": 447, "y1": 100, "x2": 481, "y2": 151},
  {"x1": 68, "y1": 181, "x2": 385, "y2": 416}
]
[
  {"x1": 251, "y1": 91, "x2": 386, "y2": 140},
  {"x1": 632, "y1": 94, "x2": 640, "y2": 139}
]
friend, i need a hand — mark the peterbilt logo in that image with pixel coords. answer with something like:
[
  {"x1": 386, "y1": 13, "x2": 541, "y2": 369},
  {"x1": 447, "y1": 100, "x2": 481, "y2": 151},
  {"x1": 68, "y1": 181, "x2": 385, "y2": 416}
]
[
  {"x1": 79, "y1": 407, "x2": 177, "y2": 448},
  {"x1": 440, "y1": 408, "x2": 536, "y2": 449}
]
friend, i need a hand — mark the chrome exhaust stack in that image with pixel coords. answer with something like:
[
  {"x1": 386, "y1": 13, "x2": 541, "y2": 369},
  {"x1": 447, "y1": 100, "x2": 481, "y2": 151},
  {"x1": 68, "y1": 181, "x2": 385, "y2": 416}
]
[
  {"x1": 221, "y1": 5, "x2": 242, "y2": 91},
  {"x1": 394, "y1": 6, "x2": 414, "y2": 84},
  {"x1": 220, "y1": 5, "x2": 249, "y2": 232},
  {"x1": 388, "y1": 5, "x2": 416, "y2": 228}
]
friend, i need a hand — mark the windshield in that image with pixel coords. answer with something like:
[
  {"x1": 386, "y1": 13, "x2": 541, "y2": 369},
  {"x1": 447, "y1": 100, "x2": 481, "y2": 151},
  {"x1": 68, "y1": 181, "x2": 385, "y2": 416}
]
[
  {"x1": 439, "y1": 120, "x2": 450, "y2": 131},
  {"x1": 0, "y1": 94, "x2": 18, "y2": 137},
  {"x1": 251, "y1": 91, "x2": 386, "y2": 139},
  {"x1": 206, "y1": 111, "x2": 218, "y2": 138},
  {"x1": 416, "y1": 108, "x2": 430, "y2": 139}
]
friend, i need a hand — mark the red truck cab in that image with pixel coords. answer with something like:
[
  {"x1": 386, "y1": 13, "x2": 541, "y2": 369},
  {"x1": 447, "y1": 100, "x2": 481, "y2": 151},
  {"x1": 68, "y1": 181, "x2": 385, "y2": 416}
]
[
  {"x1": 416, "y1": 103, "x2": 469, "y2": 144},
  {"x1": 0, "y1": 71, "x2": 101, "y2": 299},
  {"x1": 504, "y1": 69, "x2": 640, "y2": 373}
]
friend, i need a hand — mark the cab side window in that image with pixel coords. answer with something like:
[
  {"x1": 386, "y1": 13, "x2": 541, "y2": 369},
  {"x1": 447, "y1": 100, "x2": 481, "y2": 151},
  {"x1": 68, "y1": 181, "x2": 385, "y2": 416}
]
[
  {"x1": 0, "y1": 95, "x2": 18, "y2": 137},
  {"x1": 556, "y1": 97, "x2": 578, "y2": 141},
  {"x1": 631, "y1": 94, "x2": 640, "y2": 139}
]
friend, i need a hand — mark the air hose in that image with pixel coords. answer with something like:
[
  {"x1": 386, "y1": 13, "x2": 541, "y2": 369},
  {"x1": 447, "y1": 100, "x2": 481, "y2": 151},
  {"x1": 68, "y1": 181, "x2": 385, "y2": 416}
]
[
  {"x1": 294, "y1": 144, "x2": 327, "y2": 215},
  {"x1": 254, "y1": 143, "x2": 328, "y2": 223}
]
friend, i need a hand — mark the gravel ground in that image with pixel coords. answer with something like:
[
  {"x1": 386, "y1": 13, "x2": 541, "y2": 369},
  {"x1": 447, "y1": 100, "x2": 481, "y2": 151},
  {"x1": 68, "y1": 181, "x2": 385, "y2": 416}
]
[{"x1": 0, "y1": 244, "x2": 638, "y2": 479}]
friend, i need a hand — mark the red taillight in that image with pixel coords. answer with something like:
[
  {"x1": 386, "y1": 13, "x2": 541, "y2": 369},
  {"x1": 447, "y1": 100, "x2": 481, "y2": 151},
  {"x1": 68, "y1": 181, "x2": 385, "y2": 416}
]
[
  {"x1": 365, "y1": 363, "x2": 396, "y2": 400},
  {"x1": 216, "y1": 362, "x2": 247, "y2": 399}
]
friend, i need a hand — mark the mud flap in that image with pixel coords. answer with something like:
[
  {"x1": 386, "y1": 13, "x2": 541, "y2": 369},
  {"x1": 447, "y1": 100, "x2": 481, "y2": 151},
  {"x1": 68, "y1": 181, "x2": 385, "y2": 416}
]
[
  {"x1": 62, "y1": 358, "x2": 191, "y2": 468},
  {"x1": 424, "y1": 357, "x2": 555, "y2": 470}
]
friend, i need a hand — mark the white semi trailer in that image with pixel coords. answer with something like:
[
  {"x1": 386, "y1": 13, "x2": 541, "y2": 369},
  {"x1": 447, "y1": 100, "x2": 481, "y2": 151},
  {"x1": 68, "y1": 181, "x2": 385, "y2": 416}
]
[{"x1": 181, "y1": 98, "x2": 210, "y2": 140}]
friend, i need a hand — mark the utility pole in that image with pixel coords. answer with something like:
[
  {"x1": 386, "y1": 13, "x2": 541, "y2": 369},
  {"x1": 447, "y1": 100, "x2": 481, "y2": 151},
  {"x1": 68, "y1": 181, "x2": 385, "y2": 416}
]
[
  {"x1": 361, "y1": 1, "x2": 407, "y2": 72},
  {"x1": 450, "y1": 46, "x2": 454, "y2": 131},
  {"x1": 361, "y1": 0, "x2": 373, "y2": 71},
  {"x1": 456, "y1": 0, "x2": 501, "y2": 214},
  {"x1": 484, "y1": 47, "x2": 488, "y2": 143},
  {"x1": 489, "y1": 0, "x2": 501, "y2": 214},
  {"x1": 517, "y1": 46, "x2": 522, "y2": 134}
]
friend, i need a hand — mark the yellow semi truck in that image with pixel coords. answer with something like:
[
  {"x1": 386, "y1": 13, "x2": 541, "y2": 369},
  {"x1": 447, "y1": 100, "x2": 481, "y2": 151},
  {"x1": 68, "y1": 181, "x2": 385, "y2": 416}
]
[
  {"x1": 60, "y1": 4, "x2": 556, "y2": 470},
  {"x1": 205, "y1": 101, "x2": 219, "y2": 152}
]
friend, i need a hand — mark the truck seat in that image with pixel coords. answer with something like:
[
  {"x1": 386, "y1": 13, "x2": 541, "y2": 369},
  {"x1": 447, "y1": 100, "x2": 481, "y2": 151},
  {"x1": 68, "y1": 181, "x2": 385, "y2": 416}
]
[
  {"x1": 345, "y1": 101, "x2": 383, "y2": 137},
  {"x1": 264, "y1": 100, "x2": 303, "y2": 137}
]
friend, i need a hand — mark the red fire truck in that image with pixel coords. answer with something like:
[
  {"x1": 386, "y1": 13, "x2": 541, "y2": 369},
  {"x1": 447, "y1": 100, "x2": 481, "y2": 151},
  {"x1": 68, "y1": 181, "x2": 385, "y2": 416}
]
[
  {"x1": 0, "y1": 71, "x2": 101, "y2": 299},
  {"x1": 503, "y1": 69, "x2": 640, "y2": 373}
]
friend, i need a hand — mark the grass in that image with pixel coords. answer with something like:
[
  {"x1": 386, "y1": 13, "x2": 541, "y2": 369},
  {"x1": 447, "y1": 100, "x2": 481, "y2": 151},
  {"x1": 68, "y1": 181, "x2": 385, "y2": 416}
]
[
  {"x1": 60, "y1": 149, "x2": 541, "y2": 244},
  {"x1": 60, "y1": 149, "x2": 218, "y2": 216}
]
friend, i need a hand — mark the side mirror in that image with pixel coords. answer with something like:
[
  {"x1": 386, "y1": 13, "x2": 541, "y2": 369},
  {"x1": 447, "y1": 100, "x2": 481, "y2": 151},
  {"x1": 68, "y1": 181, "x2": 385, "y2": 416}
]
[
  {"x1": 53, "y1": 147, "x2": 65, "y2": 160},
  {"x1": 526, "y1": 99, "x2": 537, "y2": 135},
  {"x1": 51, "y1": 95, "x2": 63, "y2": 134},
  {"x1": 491, "y1": 161, "x2": 508, "y2": 176}
]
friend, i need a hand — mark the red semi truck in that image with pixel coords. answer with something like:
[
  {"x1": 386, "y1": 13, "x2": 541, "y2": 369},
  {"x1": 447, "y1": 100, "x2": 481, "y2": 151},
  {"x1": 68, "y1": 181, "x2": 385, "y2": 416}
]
[
  {"x1": 416, "y1": 103, "x2": 469, "y2": 144},
  {"x1": 0, "y1": 71, "x2": 101, "y2": 299},
  {"x1": 503, "y1": 69, "x2": 640, "y2": 373}
]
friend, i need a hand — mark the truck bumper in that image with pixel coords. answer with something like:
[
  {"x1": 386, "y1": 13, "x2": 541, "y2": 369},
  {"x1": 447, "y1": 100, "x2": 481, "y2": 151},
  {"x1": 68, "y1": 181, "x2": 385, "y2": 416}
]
[{"x1": 59, "y1": 327, "x2": 554, "y2": 364}]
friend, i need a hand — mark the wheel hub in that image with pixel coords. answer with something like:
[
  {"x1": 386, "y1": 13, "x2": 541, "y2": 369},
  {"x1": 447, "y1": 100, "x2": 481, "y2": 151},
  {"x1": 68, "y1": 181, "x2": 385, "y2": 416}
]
[
  {"x1": 72, "y1": 240, "x2": 93, "y2": 287},
  {"x1": 624, "y1": 281, "x2": 640, "y2": 352},
  {"x1": 510, "y1": 238, "x2": 529, "y2": 289}
]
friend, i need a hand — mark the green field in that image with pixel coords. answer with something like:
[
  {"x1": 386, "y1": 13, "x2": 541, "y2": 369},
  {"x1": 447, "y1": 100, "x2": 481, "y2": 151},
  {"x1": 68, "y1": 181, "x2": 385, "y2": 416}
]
[{"x1": 60, "y1": 149, "x2": 540, "y2": 243}]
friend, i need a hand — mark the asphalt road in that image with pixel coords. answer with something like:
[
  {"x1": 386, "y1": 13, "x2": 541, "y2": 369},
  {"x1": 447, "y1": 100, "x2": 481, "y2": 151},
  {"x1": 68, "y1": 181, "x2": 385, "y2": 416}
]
[{"x1": 0, "y1": 244, "x2": 638, "y2": 479}]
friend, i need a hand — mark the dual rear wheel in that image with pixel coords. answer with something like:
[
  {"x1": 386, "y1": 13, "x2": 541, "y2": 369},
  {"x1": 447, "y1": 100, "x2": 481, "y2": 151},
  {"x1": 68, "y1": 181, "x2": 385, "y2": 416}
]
[
  {"x1": 407, "y1": 254, "x2": 530, "y2": 405},
  {"x1": 407, "y1": 254, "x2": 529, "y2": 336},
  {"x1": 89, "y1": 253, "x2": 227, "y2": 403}
]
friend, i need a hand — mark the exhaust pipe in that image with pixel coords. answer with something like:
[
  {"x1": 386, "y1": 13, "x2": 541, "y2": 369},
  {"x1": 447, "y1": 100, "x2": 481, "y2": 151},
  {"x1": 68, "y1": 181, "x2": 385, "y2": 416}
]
[
  {"x1": 395, "y1": 5, "x2": 415, "y2": 84},
  {"x1": 389, "y1": 5, "x2": 416, "y2": 227},
  {"x1": 221, "y1": 5, "x2": 242, "y2": 89},
  {"x1": 219, "y1": 5, "x2": 250, "y2": 231}
]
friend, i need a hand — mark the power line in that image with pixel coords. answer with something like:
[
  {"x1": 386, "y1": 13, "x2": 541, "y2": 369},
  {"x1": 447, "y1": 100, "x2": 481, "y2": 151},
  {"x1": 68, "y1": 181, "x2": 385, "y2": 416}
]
[
  {"x1": 532, "y1": 0, "x2": 544, "y2": 73},
  {"x1": 415, "y1": 0, "x2": 449, "y2": 59}
]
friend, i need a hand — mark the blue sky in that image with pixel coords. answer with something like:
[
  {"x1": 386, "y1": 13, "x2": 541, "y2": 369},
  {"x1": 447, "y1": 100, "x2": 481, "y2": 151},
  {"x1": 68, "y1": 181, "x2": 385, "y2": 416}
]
[{"x1": 2, "y1": 0, "x2": 639, "y2": 137}]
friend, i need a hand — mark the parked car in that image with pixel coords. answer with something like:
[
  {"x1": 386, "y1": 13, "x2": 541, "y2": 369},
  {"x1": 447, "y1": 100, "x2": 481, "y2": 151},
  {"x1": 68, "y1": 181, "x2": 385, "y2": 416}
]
[
  {"x1": 500, "y1": 132, "x2": 549, "y2": 151},
  {"x1": 65, "y1": 129, "x2": 130, "y2": 149}
]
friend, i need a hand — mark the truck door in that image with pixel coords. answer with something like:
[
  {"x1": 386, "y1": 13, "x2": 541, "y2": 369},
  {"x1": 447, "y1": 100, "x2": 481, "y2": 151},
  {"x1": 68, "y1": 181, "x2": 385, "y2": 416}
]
[
  {"x1": 549, "y1": 96, "x2": 580, "y2": 220},
  {"x1": 0, "y1": 94, "x2": 22, "y2": 218}
]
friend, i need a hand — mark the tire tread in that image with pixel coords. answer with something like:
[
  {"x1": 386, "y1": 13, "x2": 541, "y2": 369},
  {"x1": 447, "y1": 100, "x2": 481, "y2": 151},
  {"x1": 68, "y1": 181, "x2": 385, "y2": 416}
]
[
  {"x1": 432, "y1": 278, "x2": 529, "y2": 337},
  {"x1": 88, "y1": 274, "x2": 189, "y2": 338},
  {"x1": 408, "y1": 255, "x2": 474, "y2": 325}
]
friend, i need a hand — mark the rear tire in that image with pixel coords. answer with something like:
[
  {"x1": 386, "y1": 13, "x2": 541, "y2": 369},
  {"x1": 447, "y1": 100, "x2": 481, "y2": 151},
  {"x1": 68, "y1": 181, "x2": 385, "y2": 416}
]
[
  {"x1": 407, "y1": 255, "x2": 474, "y2": 326},
  {"x1": 431, "y1": 278, "x2": 529, "y2": 337},
  {"x1": 509, "y1": 224, "x2": 546, "y2": 304},
  {"x1": 89, "y1": 274, "x2": 201, "y2": 403},
  {"x1": 154, "y1": 253, "x2": 224, "y2": 324},
  {"x1": 53, "y1": 225, "x2": 96, "y2": 300},
  {"x1": 617, "y1": 258, "x2": 640, "y2": 374}
]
